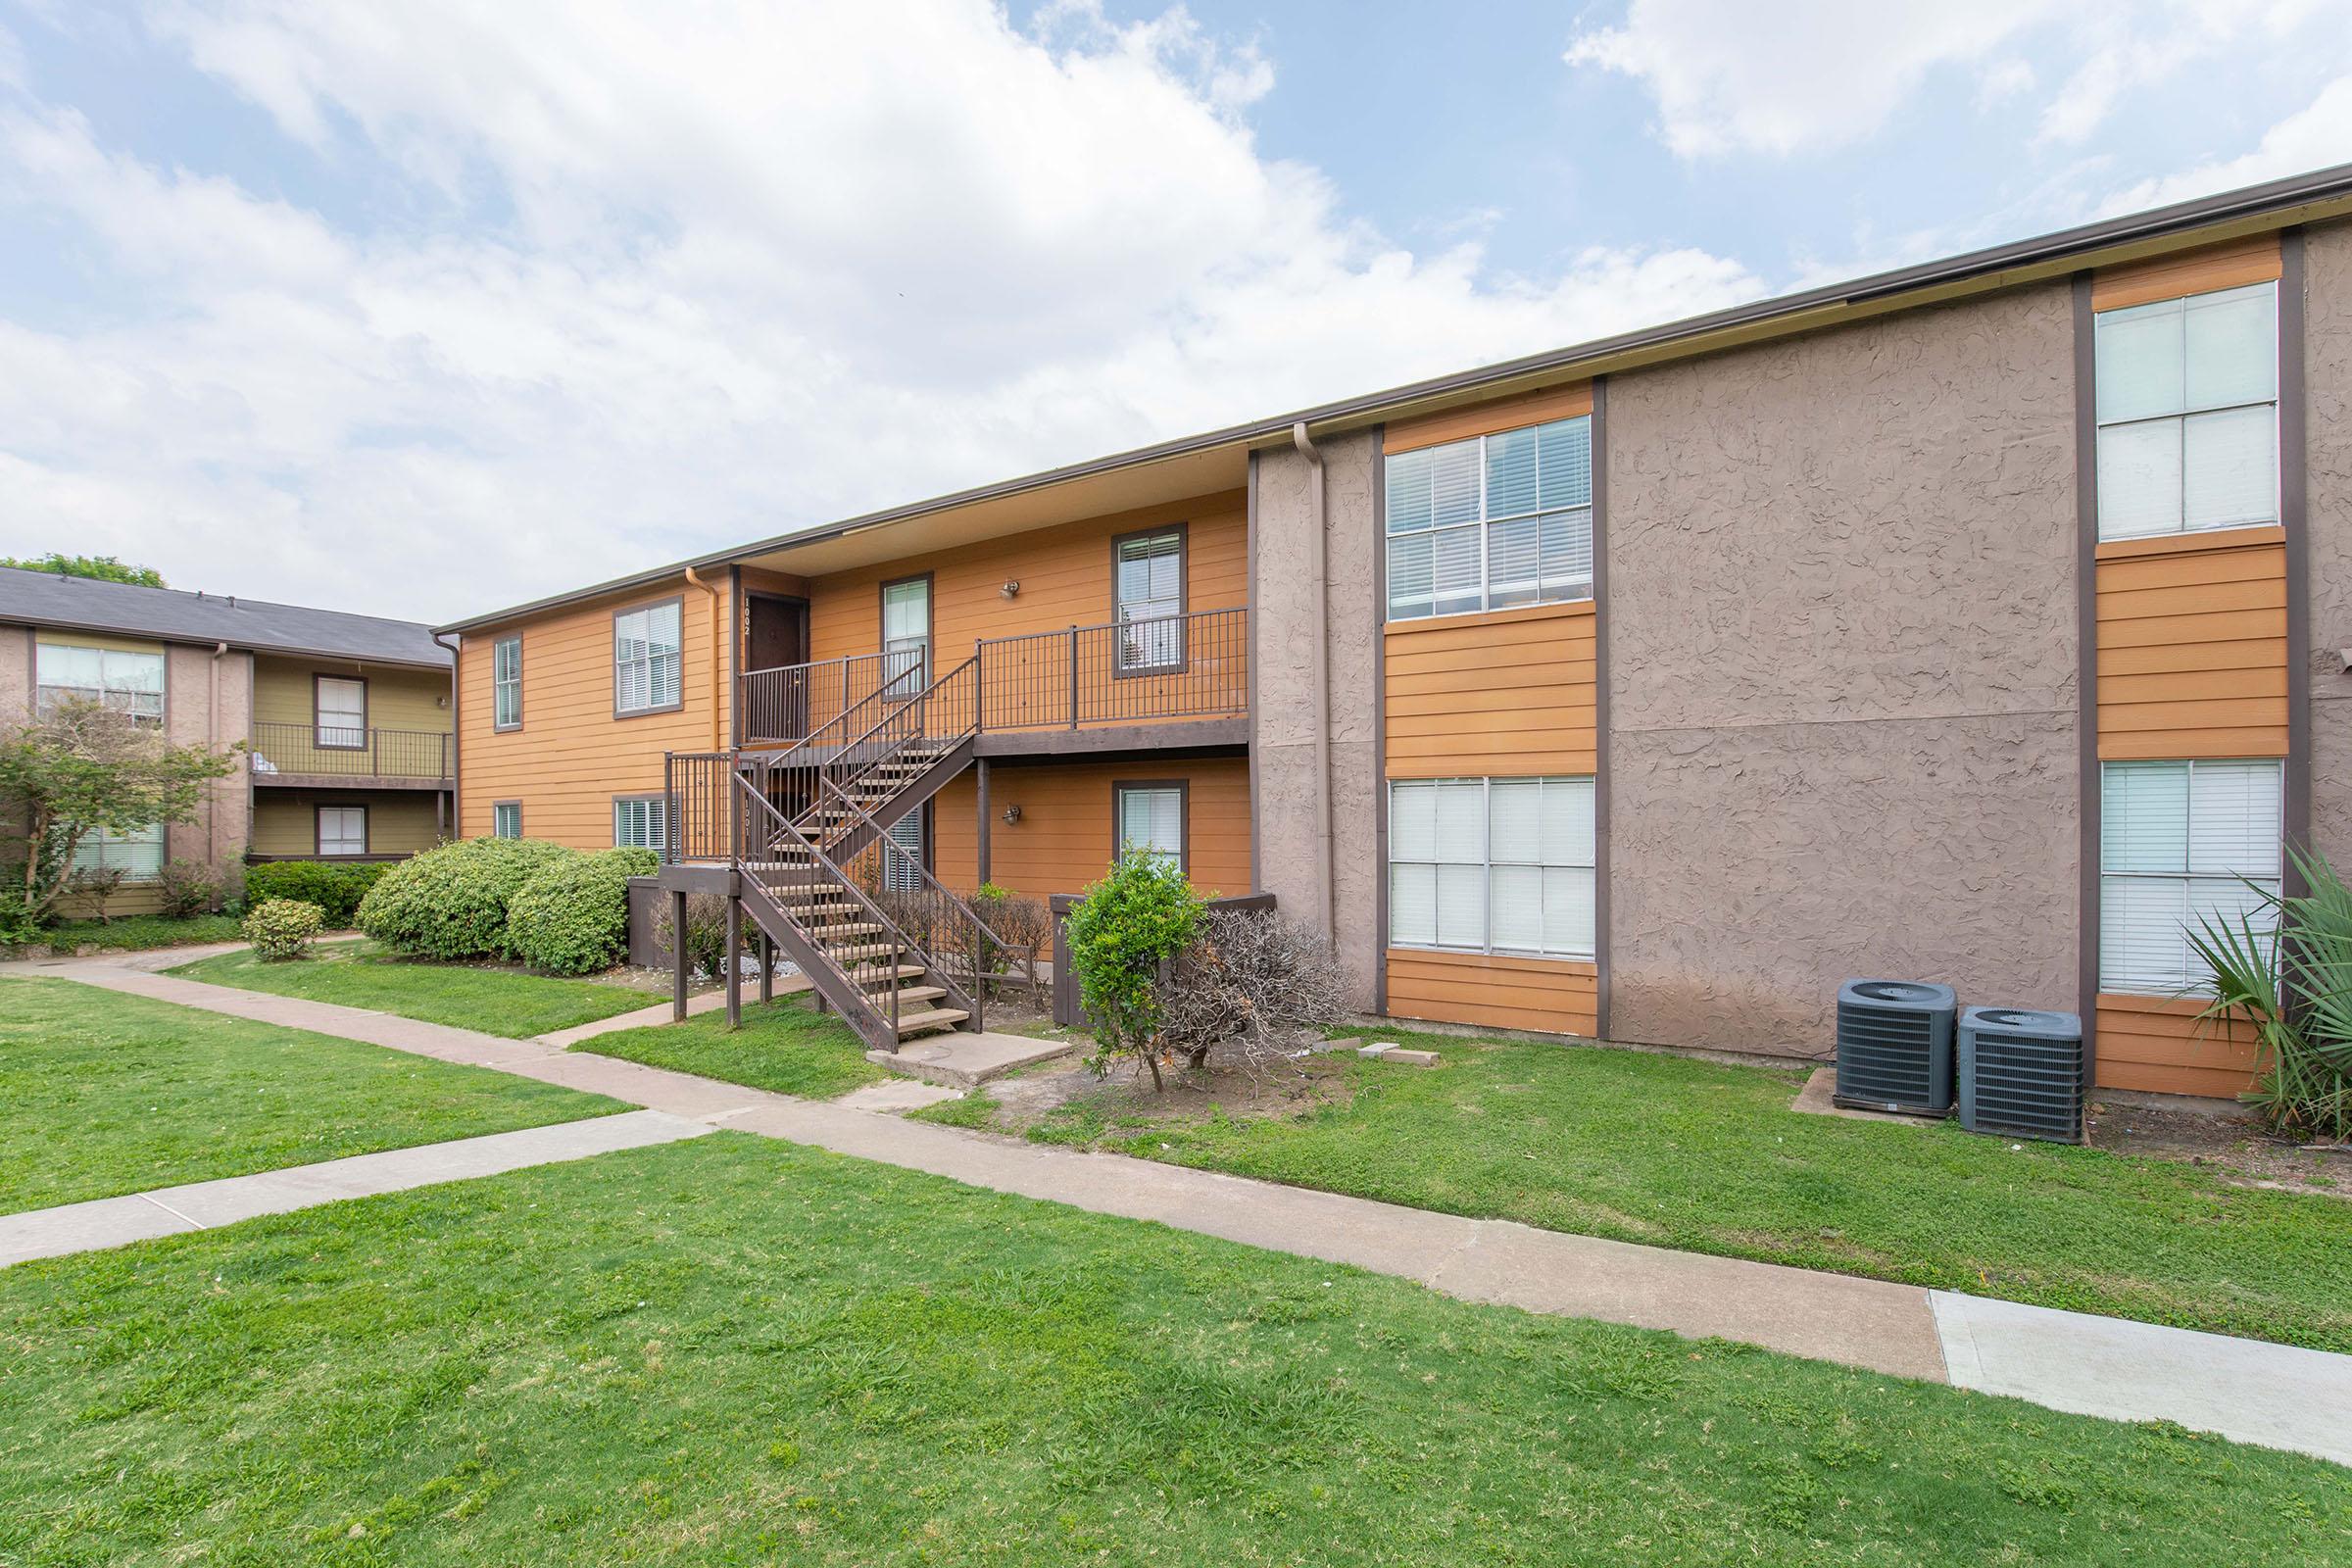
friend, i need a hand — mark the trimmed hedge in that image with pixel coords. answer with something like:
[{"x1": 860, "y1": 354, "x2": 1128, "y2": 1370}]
[
  {"x1": 504, "y1": 848, "x2": 658, "y2": 975},
  {"x1": 355, "y1": 837, "x2": 573, "y2": 960},
  {"x1": 244, "y1": 860, "x2": 391, "y2": 927}
]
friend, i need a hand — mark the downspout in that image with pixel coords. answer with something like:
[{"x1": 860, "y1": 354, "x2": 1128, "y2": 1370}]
[
  {"x1": 433, "y1": 632, "x2": 462, "y2": 838},
  {"x1": 1291, "y1": 421, "x2": 1335, "y2": 943},
  {"x1": 684, "y1": 565, "x2": 723, "y2": 753},
  {"x1": 209, "y1": 641, "x2": 227, "y2": 874}
]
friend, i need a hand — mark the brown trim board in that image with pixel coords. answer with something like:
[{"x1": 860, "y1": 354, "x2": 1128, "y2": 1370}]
[{"x1": 2073, "y1": 272, "x2": 2103, "y2": 1080}]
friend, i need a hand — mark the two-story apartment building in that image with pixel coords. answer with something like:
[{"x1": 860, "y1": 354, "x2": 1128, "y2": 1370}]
[
  {"x1": 0, "y1": 568, "x2": 454, "y2": 912},
  {"x1": 437, "y1": 163, "x2": 2352, "y2": 1100}
]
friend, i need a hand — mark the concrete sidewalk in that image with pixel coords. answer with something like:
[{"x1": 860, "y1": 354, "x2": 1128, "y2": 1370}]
[
  {"x1": 23, "y1": 956, "x2": 2352, "y2": 1467},
  {"x1": 0, "y1": 1109, "x2": 710, "y2": 1267}
]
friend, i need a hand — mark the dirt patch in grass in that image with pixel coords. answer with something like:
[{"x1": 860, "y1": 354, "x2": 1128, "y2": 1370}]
[
  {"x1": 2087, "y1": 1097, "x2": 2349, "y2": 1200},
  {"x1": 974, "y1": 1050, "x2": 1357, "y2": 1142}
]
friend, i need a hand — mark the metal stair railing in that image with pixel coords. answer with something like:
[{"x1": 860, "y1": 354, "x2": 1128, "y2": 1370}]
[
  {"x1": 733, "y1": 772, "x2": 979, "y2": 1048},
  {"x1": 814, "y1": 771, "x2": 1013, "y2": 1031},
  {"x1": 810, "y1": 656, "x2": 979, "y2": 846}
]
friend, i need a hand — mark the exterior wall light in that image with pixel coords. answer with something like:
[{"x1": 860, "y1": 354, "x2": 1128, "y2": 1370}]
[
  {"x1": 1001, "y1": 580, "x2": 1020, "y2": 599},
  {"x1": 1003, "y1": 805, "x2": 1023, "y2": 825}
]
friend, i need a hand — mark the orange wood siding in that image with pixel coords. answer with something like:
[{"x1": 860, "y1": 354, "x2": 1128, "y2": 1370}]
[
  {"x1": 2093, "y1": 526, "x2": 2287, "y2": 760},
  {"x1": 2094, "y1": 993, "x2": 2264, "y2": 1100},
  {"x1": 457, "y1": 574, "x2": 731, "y2": 848},
  {"x1": 805, "y1": 491, "x2": 1247, "y2": 666},
  {"x1": 1384, "y1": 381, "x2": 1593, "y2": 455},
  {"x1": 1386, "y1": 950, "x2": 1598, "y2": 1038},
  {"x1": 2090, "y1": 233, "x2": 2281, "y2": 312},
  {"x1": 929, "y1": 758, "x2": 1250, "y2": 902},
  {"x1": 1384, "y1": 600, "x2": 1597, "y2": 777}
]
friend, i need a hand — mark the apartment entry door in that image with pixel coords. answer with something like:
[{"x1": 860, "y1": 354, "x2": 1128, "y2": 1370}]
[{"x1": 745, "y1": 592, "x2": 810, "y2": 740}]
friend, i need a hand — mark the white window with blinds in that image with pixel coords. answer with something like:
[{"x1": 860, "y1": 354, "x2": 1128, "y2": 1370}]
[
  {"x1": 491, "y1": 803, "x2": 522, "y2": 840},
  {"x1": 614, "y1": 797, "x2": 667, "y2": 852},
  {"x1": 318, "y1": 806, "x2": 367, "y2": 858},
  {"x1": 73, "y1": 821, "x2": 165, "y2": 882},
  {"x1": 1386, "y1": 416, "x2": 1592, "y2": 621},
  {"x1": 36, "y1": 643, "x2": 165, "y2": 725},
  {"x1": 492, "y1": 636, "x2": 522, "y2": 729},
  {"x1": 2100, "y1": 759, "x2": 2282, "y2": 994},
  {"x1": 883, "y1": 808, "x2": 925, "y2": 891},
  {"x1": 1115, "y1": 529, "x2": 1184, "y2": 671},
  {"x1": 1389, "y1": 777, "x2": 1594, "y2": 957},
  {"x1": 2094, "y1": 282, "x2": 2278, "y2": 541},
  {"x1": 1116, "y1": 784, "x2": 1184, "y2": 870},
  {"x1": 316, "y1": 676, "x2": 367, "y2": 749},
  {"x1": 614, "y1": 601, "x2": 683, "y2": 714},
  {"x1": 882, "y1": 578, "x2": 929, "y2": 696}
]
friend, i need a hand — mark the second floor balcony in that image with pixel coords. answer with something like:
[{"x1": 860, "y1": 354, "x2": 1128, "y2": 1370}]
[
  {"x1": 738, "y1": 606, "x2": 1248, "y2": 751},
  {"x1": 250, "y1": 720, "x2": 454, "y2": 787}
]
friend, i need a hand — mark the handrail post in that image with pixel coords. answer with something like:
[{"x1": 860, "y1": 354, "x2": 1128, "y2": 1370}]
[{"x1": 1067, "y1": 624, "x2": 1079, "y2": 729}]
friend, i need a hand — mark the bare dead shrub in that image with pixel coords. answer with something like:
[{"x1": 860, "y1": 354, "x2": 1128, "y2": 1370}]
[{"x1": 1160, "y1": 909, "x2": 1349, "y2": 1077}]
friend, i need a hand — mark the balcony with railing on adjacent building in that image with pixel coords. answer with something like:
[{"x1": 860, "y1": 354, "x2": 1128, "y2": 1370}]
[
  {"x1": 736, "y1": 606, "x2": 1249, "y2": 752},
  {"x1": 249, "y1": 720, "x2": 454, "y2": 789}
]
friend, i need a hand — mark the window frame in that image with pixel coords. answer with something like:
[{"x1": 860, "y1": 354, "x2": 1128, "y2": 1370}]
[
  {"x1": 878, "y1": 572, "x2": 933, "y2": 700},
  {"x1": 1384, "y1": 416, "x2": 1595, "y2": 623},
  {"x1": 35, "y1": 641, "x2": 167, "y2": 727},
  {"x1": 316, "y1": 804, "x2": 369, "y2": 858},
  {"x1": 492, "y1": 635, "x2": 523, "y2": 732},
  {"x1": 491, "y1": 801, "x2": 522, "y2": 840},
  {"x1": 612, "y1": 596, "x2": 686, "y2": 719},
  {"x1": 1387, "y1": 775, "x2": 1597, "y2": 960},
  {"x1": 71, "y1": 820, "x2": 166, "y2": 883},
  {"x1": 1110, "y1": 522, "x2": 1189, "y2": 677},
  {"x1": 2098, "y1": 757, "x2": 2284, "y2": 996},
  {"x1": 612, "y1": 793, "x2": 667, "y2": 852},
  {"x1": 1112, "y1": 779, "x2": 1188, "y2": 873},
  {"x1": 881, "y1": 803, "x2": 930, "y2": 891},
  {"x1": 2092, "y1": 281, "x2": 2280, "y2": 543},
  {"x1": 314, "y1": 674, "x2": 368, "y2": 751}
]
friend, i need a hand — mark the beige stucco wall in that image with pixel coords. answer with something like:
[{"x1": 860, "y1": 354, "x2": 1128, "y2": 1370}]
[
  {"x1": 1604, "y1": 281, "x2": 2082, "y2": 1056},
  {"x1": 1251, "y1": 433, "x2": 1383, "y2": 1006},
  {"x1": 164, "y1": 643, "x2": 254, "y2": 897},
  {"x1": 2303, "y1": 220, "x2": 2352, "y2": 870}
]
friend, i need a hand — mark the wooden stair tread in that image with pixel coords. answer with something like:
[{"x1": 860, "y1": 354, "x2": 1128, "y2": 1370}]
[{"x1": 892, "y1": 1007, "x2": 968, "y2": 1035}]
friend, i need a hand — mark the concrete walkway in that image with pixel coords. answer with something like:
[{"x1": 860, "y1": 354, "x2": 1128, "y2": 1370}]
[
  {"x1": 0, "y1": 1110, "x2": 710, "y2": 1267},
  {"x1": 19, "y1": 956, "x2": 2352, "y2": 1467}
]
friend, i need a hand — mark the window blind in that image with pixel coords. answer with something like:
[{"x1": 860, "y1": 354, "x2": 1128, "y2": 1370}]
[
  {"x1": 883, "y1": 808, "x2": 924, "y2": 891},
  {"x1": 1115, "y1": 530, "x2": 1184, "y2": 669},
  {"x1": 614, "y1": 603, "x2": 682, "y2": 713},
  {"x1": 1389, "y1": 776, "x2": 1594, "y2": 958},
  {"x1": 317, "y1": 677, "x2": 366, "y2": 748},
  {"x1": 36, "y1": 644, "x2": 165, "y2": 725},
  {"x1": 1386, "y1": 416, "x2": 1593, "y2": 620},
  {"x1": 72, "y1": 821, "x2": 165, "y2": 882},
  {"x1": 1116, "y1": 786, "x2": 1184, "y2": 869},
  {"x1": 493, "y1": 637, "x2": 522, "y2": 728},
  {"x1": 491, "y1": 803, "x2": 521, "y2": 840},
  {"x1": 2094, "y1": 282, "x2": 2278, "y2": 541},
  {"x1": 2099, "y1": 759, "x2": 2281, "y2": 994},
  {"x1": 318, "y1": 807, "x2": 367, "y2": 858},
  {"x1": 614, "y1": 797, "x2": 667, "y2": 851},
  {"x1": 882, "y1": 579, "x2": 929, "y2": 692}
]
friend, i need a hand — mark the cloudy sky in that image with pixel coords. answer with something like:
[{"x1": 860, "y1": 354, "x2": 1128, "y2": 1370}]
[{"x1": 3, "y1": 1, "x2": 2349, "y2": 623}]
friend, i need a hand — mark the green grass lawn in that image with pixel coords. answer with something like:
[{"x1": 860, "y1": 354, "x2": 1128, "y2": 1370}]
[
  {"x1": 1, "y1": 1133, "x2": 2340, "y2": 1565},
  {"x1": 1028, "y1": 1031, "x2": 2352, "y2": 1354},
  {"x1": 0, "y1": 978, "x2": 624, "y2": 1213},
  {"x1": 29, "y1": 912, "x2": 244, "y2": 954},
  {"x1": 170, "y1": 940, "x2": 660, "y2": 1039},
  {"x1": 572, "y1": 993, "x2": 888, "y2": 1100}
]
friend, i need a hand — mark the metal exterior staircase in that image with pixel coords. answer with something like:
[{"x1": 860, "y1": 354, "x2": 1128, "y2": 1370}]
[{"x1": 690, "y1": 655, "x2": 1019, "y2": 1053}]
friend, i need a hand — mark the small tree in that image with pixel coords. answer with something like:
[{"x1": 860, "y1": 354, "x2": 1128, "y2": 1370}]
[
  {"x1": 0, "y1": 552, "x2": 166, "y2": 587},
  {"x1": 67, "y1": 864, "x2": 129, "y2": 923},
  {"x1": 2190, "y1": 844, "x2": 2352, "y2": 1140},
  {"x1": 1062, "y1": 849, "x2": 1202, "y2": 1090},
  {"x1": 0, "y1": 700, "x2": 236, "y2": 933}
]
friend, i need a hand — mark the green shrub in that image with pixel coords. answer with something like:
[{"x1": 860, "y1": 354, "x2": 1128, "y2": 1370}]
[
  {"x1": 356, "y1": 837, "x2": 575, "y2": 960},
  {"x1": 157, "y1": 858, "x2": 226, "y2": 918},
  {"x1": 244, "y1": 860, "x2": 391, "y2": 926},
  {"x1": 1062, "y1": 849, "x2": 1202, "y2": 1090},
  {"x1": 242, "y1": 898, "x2": 324, "y2": 960},
  {"x1": 505, "y1": 848, "x2": 653, "y2": 975},
  {"x1": 2192, "y1": 843, "x2": 2352, "y2": 1139}
]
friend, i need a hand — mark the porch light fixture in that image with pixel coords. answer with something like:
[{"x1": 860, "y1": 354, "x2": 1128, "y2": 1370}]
[
  {"x1": 1001, "y1": 579, "x2": 1020, "y2": 599},
  {"x1": 1003, "y1": 805, "x2": 1023, "y2": 825}
]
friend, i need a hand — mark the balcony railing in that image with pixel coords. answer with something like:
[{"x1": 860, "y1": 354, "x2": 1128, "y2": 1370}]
[
  {"x1": 250, "y1": 721, "x2": 454, "y2": 783},
  {"x1": 976, "y1": 607, "x2": 1248, "y2": 732}
]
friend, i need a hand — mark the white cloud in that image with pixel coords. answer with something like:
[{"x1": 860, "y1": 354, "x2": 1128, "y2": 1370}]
[
  {"x1": 1565, "y1": 0, "x2": 2069, "y2": 158},
  {"x1": 2102, "y1": 72, "x2": 2352, "y2": 211},
  {"x1": 0, "y1": 1, "x2": 1768, "y2": 620}
]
